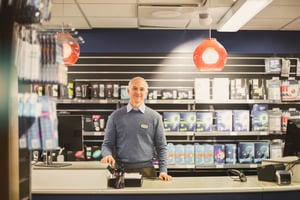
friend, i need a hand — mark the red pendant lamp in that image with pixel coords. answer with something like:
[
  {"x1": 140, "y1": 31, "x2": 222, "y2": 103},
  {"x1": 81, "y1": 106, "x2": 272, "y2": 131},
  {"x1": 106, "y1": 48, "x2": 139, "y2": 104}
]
[
  {"x1": 193, "y1": 8, "x2": 227, "y2": 71},
  {"x1": 193, "y1": 37, "x2": 227, "y2": 71},
  {"x1": 56, "y1": 32, "x2": 80, "y2": 66}
]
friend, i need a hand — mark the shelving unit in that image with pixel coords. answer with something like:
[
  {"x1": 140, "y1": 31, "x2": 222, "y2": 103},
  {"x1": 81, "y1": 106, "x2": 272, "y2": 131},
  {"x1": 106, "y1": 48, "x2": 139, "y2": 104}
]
[{"x1": 55, "y1": 53, "x2": 300, "y2": 176}]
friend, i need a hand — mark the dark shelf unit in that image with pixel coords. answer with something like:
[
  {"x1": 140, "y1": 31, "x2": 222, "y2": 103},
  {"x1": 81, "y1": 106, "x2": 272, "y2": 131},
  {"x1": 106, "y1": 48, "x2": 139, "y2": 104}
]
[{"x1": 55, "y1": 53, "x2": 300, "y2": 175}]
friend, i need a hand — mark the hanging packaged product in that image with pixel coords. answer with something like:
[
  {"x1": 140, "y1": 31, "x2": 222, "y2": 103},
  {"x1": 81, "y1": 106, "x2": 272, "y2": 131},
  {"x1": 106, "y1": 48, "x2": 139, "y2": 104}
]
[
  {"x1": 266, "y1": 77, "x2": 281, "y2": 102},
  {"x1": 281, "y1": 78, "x2": 298, "y2": 101},
  {"x1": 280, "y1": 58, "x2": 290, "y2": 77},
  {"x1": 249, "y1": 79, "x2": 266, "y2": 100},
  {"x1": 296, "y1": 58, "x2": 300, "y2": 76},
  {"x1": 265, "y1": 57, "x2": 281, "y2": 74},
  {"x1": 268, "y1": 108, "x2": 282, "y2": 134}
]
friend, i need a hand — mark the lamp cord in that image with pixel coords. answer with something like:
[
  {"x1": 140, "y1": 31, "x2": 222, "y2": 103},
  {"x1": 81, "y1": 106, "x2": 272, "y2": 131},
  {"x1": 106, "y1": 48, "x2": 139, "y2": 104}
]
[{"x1": 208, "y1": 0, "x2": 211, "y2": 39}]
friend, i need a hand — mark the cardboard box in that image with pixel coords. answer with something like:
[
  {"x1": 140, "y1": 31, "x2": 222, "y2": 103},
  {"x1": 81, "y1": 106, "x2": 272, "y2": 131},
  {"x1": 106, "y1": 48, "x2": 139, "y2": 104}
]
[
  {"x1": 196, "y1": 112, "x2": 213, "y2": 132},
  {"x1": 179, "y1": 112, "x2": 196, "y2": 132},
  {"x1": 163, "y1": 112, "x2": 180, "y2": 132}
]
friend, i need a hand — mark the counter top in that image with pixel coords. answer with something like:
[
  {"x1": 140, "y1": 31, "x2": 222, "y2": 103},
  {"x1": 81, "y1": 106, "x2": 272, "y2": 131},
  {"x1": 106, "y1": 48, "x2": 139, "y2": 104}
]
[
  {"x1": 32, "y1": 161, "x2": 108, "y2": 169},
  {"x1": 32, "y1": 175, "x2": 300, "y2": 194},
  {"x1": 32, "y1": 161, "x2": 300, "y2": 195}
]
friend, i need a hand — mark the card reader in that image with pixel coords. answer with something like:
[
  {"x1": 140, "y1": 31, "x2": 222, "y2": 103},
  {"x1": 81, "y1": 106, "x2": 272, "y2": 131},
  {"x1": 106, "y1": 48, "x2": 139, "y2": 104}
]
[{"x1": 276, "y1": 170, "x2": 291, "y2": 185}]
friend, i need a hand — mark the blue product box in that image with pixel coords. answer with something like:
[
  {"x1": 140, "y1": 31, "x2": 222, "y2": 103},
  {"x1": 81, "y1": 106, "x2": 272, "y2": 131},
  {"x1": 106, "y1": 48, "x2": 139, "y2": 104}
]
[
  {"x1": 203, "y1": 144, "x2": 214, "y2": 164},
  {"x1": 216, "y1": 110, "x2": 232, "y2": 132},
  {"x1": 233, "y1": 110, "x2": 250, "y2": 132},
  {"x1": 251, "y1": 104, "x2": 269, "y2": 131},
  {"x1": 194, "y1": 143, "x2": 204, "y2": 165},
  {"x1": 184, "y1": 144, "x2": 195, "y2": 164},
  {"x1": 238, "y1": 142, "x2": 255, "y2": 163},
  {"x1": 167, "y1": 143, "x2": 176, "y2": 165},
  {"x1": 163, "y1": 112, "x2": 180, "y2": 132},
  {"x1": 196, "y1": 112, "x2": 213, "y2": 132},
  {"x1": 179, "y1": 112, "x2": 196, "y2": 132},
  {"x1": 214, "y1": 144, "x2": 225, "y2": 164},
  {"x1": 254, "y1": 142, "x2": 270, "y2": 163},
  {"x1": 225, "y1": 144, "x2": 237, "y2": 164},
  {"x1": 120, "y1": 85, "x2": 129, "y2": 100},
  {"x1": 175, "y1": 144, "x2": 185, "y2": 164}
]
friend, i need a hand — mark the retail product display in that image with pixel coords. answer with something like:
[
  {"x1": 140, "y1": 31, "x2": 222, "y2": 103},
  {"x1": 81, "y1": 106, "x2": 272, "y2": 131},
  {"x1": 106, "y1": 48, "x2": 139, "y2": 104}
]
[
  {"x1": 14, "y1": 25, "x2": 68, "y2": 84},
  {"x1": 54, "y1": 54, "x2": 300, "y2": 175},
  {"x1": 225, "y1": 144, "x2": 237, "y2": 164},
  {"x1": 251, "y1": 104, "x2": 269, "y2": 131},
  {"x1": 233, "y1": 110, "x2": 250, "y2": 131},
  {"x1": 216, "y1": 110, "x2": 232, "y2": 132},
  {"x1": 83, "y1": 115, "x2": 106, "y2": 132},
  {"x1": 195, "y1": 112, "x2": 213, "y2": 132},
  {"x1": 265, "y1": 57, "x2": 282, "y2": 74},
  {"x1": 214, "y1": 144, "x2": 225, "y2": 164},
  {"x1": 163, "y1": 112, "x2": 180, "y2": 132},
  {"x1": 85, "y1": 145, "x2": 102, "y2": 161},
  {"x1": 18, "y1": 93, "x2": 59, "y2": 151},
  {"x1": 167, "y1": 142, "x2": 269, "y2": 166},
  {"x1": 179, "y1": 112, "x2": 196, "y2": 132}
]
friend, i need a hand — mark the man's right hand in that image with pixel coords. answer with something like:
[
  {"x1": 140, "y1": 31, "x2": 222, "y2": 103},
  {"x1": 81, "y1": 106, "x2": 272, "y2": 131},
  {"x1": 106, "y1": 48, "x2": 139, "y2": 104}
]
[{"x1": 100, "y1": 155, "x2": 115, "y2": 166}]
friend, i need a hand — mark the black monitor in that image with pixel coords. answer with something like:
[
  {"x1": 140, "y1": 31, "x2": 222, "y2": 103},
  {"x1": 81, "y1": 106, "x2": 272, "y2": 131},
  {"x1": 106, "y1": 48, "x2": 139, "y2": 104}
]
[
  {"x1": 283, "y1": 118, "x2": 300, "y2": 157},
  {"x1": 58, "y1": 115, "x2": 83, "y2": 151},
  {"x1": 34, "y1": 115, "x2": 83, "y2": 167}
]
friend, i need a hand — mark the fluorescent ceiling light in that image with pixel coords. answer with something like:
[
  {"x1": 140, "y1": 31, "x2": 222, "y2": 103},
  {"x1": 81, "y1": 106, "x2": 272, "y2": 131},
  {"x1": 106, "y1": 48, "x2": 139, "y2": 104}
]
[{"x1": 217, "y1": 0, "x2": 273, "y2": 32}]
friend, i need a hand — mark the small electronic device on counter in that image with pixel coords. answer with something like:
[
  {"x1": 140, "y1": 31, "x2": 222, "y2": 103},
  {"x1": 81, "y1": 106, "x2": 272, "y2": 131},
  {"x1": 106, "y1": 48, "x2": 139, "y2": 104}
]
[
  {"x1": 257, "y1": 163, "x2": 286, "y2": 182},
  {"x1": 276, "y1": 170, "x2": 292, "y2": 185},
  {"x1": 107, "y1": 165, "x2": 143, "y2": 188},
  {"x1": 260, "y1": 156, "x2": 300, "y2": 183}
]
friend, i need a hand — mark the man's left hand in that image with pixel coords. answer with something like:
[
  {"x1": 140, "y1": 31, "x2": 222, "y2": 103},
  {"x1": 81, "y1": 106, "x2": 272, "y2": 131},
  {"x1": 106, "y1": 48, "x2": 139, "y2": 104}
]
[{"x1": 159, "y1": 173, "x2": 172, "y2": 181}]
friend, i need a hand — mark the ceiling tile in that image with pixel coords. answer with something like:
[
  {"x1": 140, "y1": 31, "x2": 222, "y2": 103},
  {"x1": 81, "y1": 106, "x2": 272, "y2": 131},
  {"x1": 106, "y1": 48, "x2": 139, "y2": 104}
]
[
  {"x1": 43, "y1": 16, "x2": 90, "y2": 29},
  {"x1": 271, "y1": 0, "x2": 300, "y2": 6},
  {"x1": 138, "y1": 5, "x2": 197, "y2": 28},
  {"x1": 138, "y1": 0, "x2": 200, "y2": 5},
  {"x1": 282, "y1": 18, "x2": 300, "y2": 30},
  {"x1": 51, "y1": 3, "x2": 83, "y2": 17},
  {"x1": 255, "y1": 5, "x2": 300, "y2": 19},
  {"x1": 88, "y1": 17, "x2": 138, "y2": 28},
  {"x1": 46, "y1": 0, "x2": 300, "y2": 31},
  {"x1": 77, "y1": 0, "x2": 137, "y2": 3},
  {"x1": 52, "y1": 0, "x2": 75, "y2": 3},
  {"x1": 242, "y1": 18, "x2": 294, "y2": 30},
  {"x1": 80, "y1": 4, "x2": 137, "y2": 17}
]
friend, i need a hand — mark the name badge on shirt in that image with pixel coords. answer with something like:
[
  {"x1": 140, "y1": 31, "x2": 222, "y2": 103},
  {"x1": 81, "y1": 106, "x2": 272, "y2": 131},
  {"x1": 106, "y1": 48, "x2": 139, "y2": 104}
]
[{"x1": 140, "y1": 124, "x2": 148, "y2": 129}]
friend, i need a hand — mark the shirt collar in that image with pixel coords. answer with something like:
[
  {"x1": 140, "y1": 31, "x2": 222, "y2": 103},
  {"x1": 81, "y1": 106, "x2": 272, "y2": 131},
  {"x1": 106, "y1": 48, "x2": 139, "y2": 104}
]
[{"x1": 127, "y1": 103, "x2": 145, "y2": 113}]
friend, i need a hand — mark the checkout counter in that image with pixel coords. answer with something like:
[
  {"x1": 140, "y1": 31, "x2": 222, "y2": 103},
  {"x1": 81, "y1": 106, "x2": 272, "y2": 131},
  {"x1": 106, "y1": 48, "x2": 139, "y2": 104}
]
[{"x1": 31, "y1": 161, "x2": 300, "y2": 200}]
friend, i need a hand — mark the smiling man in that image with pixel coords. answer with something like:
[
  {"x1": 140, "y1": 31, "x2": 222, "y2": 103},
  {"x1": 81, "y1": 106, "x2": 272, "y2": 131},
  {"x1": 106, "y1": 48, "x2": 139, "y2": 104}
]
[{"x1": 101, "y1": 76, "x2": 172, "y2": 181}]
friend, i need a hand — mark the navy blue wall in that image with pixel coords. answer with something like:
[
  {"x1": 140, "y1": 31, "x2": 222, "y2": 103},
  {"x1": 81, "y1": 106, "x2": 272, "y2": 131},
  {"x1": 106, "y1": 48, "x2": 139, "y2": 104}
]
[{"x1": 78, "y1": 29, "x2": 300, "y2": 55}]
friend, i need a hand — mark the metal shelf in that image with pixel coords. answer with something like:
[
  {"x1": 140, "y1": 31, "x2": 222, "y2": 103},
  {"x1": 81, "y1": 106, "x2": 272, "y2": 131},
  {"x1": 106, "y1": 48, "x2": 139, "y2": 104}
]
[
  {"x1": 56, "y1": 98, "x2": 120, "y2": 104},
  {"x1": 194, "y1": 131, "x2": 269, "y2": 136},
  {"x1": 195, "y1": 163, "x2": 260, "y2": 169},
  {"x1": 165, "y1": 132, "x2": 194, "y2": 136},
  {"x1": 57, "y1": 98, "x2": 300, "y2": 105},
  {"x1": 83, "y1": 131, "x2": 105, "y2": 136}
]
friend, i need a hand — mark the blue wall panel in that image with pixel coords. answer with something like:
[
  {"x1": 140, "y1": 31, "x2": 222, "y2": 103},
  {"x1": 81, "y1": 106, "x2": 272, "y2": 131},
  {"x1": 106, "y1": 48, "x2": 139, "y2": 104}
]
[{"x1": 78, "y1": 29, "x2": 300, "y2": 54}]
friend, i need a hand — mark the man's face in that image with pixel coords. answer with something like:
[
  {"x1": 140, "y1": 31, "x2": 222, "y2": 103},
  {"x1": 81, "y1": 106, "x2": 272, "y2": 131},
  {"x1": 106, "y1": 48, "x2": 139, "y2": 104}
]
[{"x1": 127, "y1": 78, "x2": 148, "y2": 106}]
